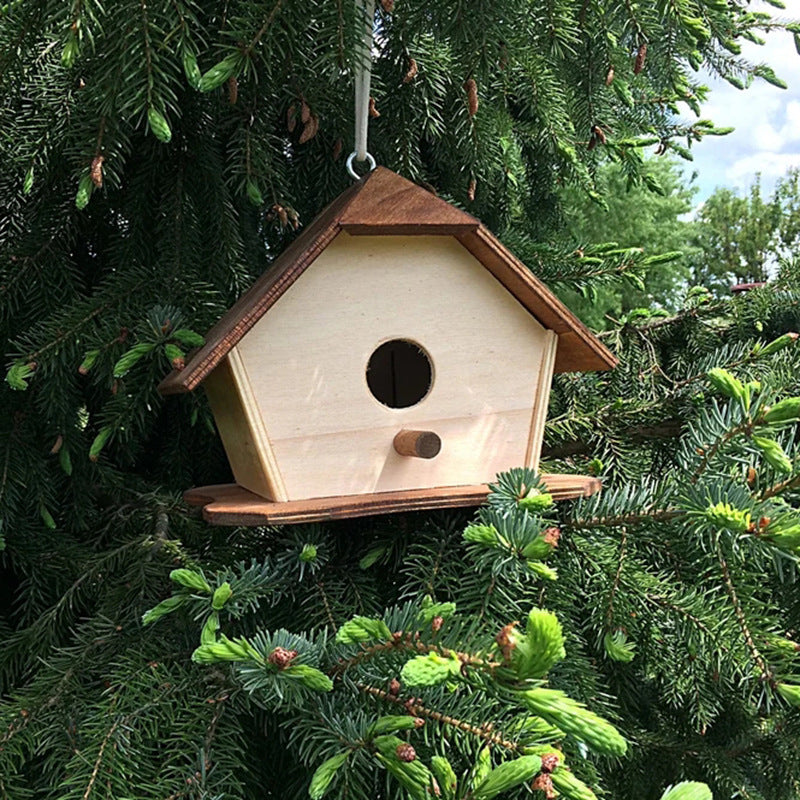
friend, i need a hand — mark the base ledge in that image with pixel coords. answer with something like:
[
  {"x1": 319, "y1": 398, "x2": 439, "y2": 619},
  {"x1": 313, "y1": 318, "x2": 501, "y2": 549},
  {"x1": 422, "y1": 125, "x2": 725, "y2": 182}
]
[{"x1": 183, "y1": 474, "x2": 601, "y2": 526}]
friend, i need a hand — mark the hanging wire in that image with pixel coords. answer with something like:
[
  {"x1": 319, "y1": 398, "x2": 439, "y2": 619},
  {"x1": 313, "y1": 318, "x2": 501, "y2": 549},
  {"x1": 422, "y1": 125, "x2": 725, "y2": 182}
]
[{"x1": 347, "y1": 0, "x2": 377, "y2": 180}]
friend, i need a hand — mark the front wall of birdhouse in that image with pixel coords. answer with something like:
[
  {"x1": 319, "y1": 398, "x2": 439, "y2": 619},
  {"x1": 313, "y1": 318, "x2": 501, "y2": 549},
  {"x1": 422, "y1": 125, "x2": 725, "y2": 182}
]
[{"x1": 230, "y1": 233, "x2": 556, "y2": 500}]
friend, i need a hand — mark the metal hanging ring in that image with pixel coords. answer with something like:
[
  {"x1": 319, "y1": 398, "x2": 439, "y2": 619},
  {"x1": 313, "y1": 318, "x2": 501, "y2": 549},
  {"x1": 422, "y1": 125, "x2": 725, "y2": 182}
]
[{"x1": 346, "y1": 151, "x2": 377, "y2": 181}]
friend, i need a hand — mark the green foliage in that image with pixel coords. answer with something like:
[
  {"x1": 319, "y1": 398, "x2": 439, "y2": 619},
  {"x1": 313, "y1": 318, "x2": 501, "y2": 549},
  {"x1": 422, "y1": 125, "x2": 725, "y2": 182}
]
[
  {"x1": 470, "y1": 756, "x2": 541, "y2": 799},
  {"x1": 309, "y1": 752, "x2": 350, "y2": 799},
  {"x1": 660, "y1": 782, "x2": 713, "y2": 800},
  {"x1": 557, "y1": 157, "x2": 700, "y2": 328}
]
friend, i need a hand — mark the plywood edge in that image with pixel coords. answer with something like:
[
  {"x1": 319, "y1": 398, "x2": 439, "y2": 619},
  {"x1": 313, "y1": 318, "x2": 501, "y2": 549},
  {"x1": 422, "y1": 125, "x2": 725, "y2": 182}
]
[
  {"x1": 456, "y1": 227, "x2": 617, "y2": 373},
  {"x1": 227, "y1": 347, "x2": 289, "y2": 502},
  {"x1": 203, "y1": 358, "x2": 276, "y2": 500},
  {"x1": 183, "y1": 475, "x2": 602, "y2": 526},
  {"x1": 525, "y1": 330, "x2": 558, "y2": 470}
]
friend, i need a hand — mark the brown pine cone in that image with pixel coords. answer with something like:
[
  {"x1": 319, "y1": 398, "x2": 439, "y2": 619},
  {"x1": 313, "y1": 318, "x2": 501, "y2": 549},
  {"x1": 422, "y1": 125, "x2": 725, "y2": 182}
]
[
  {"x1": 464, "y1": 78, "x2": 478, "y2": 116},
  {"x1": 403, "y1": 57, "x2": 418, "y2": 83},
  {"x1": 90, "y1": 155, "x2": 104, "y2": 188}
]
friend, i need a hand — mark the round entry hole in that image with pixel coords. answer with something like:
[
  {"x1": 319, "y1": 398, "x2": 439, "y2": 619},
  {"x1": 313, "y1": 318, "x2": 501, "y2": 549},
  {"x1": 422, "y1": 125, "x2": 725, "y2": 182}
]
[{"x1": 366, "y1": 339, "x2": 433, "y2": 409}]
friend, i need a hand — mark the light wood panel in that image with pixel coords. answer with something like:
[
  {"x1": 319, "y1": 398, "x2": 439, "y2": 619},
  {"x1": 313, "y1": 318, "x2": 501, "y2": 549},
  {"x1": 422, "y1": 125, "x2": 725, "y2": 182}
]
[
  {"x1": 183, "y1": 473, "x2": 602, "y2": 526},
  {"x1": 204, "y1": 353, "x2": 288, "y2": 501},
  {"x1": 525, "y1": 330, "x2": 558, "y2": 470},
  {"x1": 456, "y1": 228, "x2": 617, "y2": 373},
  {"x1": 203, "y1": 358, "x2": 276, "y2": 500},
  {"x1": 235, "y1": 234, "x2": 551, "y2": 499}
]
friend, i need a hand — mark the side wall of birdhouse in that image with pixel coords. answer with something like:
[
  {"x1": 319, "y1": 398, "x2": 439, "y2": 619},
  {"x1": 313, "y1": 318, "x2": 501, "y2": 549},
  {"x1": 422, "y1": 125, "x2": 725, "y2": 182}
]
[
  {"x1": 219, "y1": 233, "x2": 560, "y2": 501},
  {"x1": 526, "y1": 329, "x2": 558, "y2": 471},
  {"x1": 203, "y1": 354, "x2": 287, "y2": 501}
]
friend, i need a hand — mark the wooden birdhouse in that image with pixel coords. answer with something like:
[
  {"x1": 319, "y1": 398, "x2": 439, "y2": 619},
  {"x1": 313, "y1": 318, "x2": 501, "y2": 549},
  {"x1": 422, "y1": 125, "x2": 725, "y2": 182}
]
[{"x1": 159, "y1": 168, "x2": 617, "y2": 525}]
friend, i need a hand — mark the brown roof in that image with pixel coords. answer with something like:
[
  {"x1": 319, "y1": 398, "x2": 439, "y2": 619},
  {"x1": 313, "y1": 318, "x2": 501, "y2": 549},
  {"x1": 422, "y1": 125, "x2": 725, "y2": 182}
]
[{"x1": 158, "y1": 167, "x2": 616, "y2": 395}]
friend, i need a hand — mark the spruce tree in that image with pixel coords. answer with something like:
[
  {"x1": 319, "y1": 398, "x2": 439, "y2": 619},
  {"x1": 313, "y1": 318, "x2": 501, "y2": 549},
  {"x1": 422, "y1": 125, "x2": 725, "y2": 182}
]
[{"x1": 2, "y1": 2, "x2": 800, "y2": 799}]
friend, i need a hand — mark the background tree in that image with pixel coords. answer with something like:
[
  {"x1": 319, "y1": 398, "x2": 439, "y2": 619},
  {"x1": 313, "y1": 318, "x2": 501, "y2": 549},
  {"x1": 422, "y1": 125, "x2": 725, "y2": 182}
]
[
  {"x1": 689, "y1": 177, "x2": 780, "y2": 292},
  {"x1": 557, "y1": 157, "x2": 699, "y2": 328},
  {"x1": 688, "y1": 168, "x2": 800, "y2": 295},
  {"x1": 2, "y1": 2, "x2": 800, "y2": 800}
]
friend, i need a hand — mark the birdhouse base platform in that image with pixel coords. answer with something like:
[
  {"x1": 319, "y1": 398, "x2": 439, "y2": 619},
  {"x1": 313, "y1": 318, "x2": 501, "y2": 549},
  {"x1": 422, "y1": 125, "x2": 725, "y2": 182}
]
[{"x1": 183, "y1": 474, "x2": 601, "y2": 526}]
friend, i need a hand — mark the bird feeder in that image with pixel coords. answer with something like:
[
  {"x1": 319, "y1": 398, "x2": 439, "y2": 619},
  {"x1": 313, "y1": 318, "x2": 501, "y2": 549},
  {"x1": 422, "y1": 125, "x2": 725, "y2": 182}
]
[{"x1": 159, "y1": 168, "x2": 616, "y2": 525}]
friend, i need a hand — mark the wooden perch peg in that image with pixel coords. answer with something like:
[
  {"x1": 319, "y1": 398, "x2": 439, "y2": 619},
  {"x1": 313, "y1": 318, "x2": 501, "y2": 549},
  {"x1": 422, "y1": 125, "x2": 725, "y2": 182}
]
[{"x1": 393, "y1": 430, "x2": 441, "y2": 459}]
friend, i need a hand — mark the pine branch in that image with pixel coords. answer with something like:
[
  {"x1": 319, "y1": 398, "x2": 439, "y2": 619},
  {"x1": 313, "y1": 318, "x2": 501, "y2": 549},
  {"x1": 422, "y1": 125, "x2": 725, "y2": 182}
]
[
  {"x1": 357, "y1": 682, "x2": 519, "y2": 752},
  {"x1": 83, "y1": 718, "x2": 120, "y2": 800},
  {"x1": 717, "y1": 543, "x2": 773, "y2": 688}
]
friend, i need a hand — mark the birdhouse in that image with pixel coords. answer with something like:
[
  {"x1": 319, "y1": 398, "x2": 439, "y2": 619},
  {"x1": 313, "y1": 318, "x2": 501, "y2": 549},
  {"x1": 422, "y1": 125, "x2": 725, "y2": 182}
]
[{"x1": 159, "y1": 168, "x2": 617, "y2": 525}]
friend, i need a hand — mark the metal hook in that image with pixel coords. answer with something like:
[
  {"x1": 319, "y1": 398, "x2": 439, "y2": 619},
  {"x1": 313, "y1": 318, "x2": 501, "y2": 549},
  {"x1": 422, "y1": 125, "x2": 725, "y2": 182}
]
[{"x1": 346, "y1": 151, "x2": 377, "y2": 181}]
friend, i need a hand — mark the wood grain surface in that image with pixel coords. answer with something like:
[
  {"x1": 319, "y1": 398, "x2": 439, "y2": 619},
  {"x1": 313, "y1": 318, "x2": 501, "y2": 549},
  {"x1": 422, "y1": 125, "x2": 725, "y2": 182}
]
[
  {"x1": 393, "y1": 430, "x2": 442, "y2": 458},
  {"x1": 233, "y1": 234, "x2": 553, "y2": 499},
  {"x1": 183, "y1": 473, "x2": 602, "y2": 526}
]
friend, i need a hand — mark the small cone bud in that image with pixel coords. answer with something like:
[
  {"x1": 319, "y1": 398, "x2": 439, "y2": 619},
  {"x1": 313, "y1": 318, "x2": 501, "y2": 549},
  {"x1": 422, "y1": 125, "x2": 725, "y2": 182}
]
[
  {"x1": 51, "y1": 435, "x2": 64, "y2": 454},
  {"x1": 368, "y1": 96, "x2": 380, "y2": 117},
  {"x1": 605, "y1": 66, "x2": 615, "y2": 85},
  {"x1": 543, "y1": 527, "x2": 561, "y2": 547},
  {"x1": 431, "y1": 615, "x2": 444, "y2": 632},
  {"x1": 267, "y1": 647, "x2": 298, "y2": 669},
  {"x1": 468, "y1": 177, "x2": 476, "y2": 201},
  {"x1": 403, "y1": 58, "x2": 418, "y2": 83},
  {"x1": 171, "y1": 357, "x2": 185, "y2": 371},
  {"x1": 532, "y1": 773, "x2": 557, "y2": 799},
  {"x1": 389, "y1": 678, "x2": 401, "y2": 695},
  {"x1": 496, "y1": 621, "x2": 519, "y2": 661},
  {"x1": 396, "y1": 743, "x2": 416, "y2": 762},
  {"x1": 540, "y1": 753, "x2": 560, "y2": 773}
]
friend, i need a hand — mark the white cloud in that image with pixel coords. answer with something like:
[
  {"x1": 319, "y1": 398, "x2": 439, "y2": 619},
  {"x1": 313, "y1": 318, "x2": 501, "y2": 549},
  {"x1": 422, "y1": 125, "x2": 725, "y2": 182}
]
[
  {"x1": 688, "y1": 14, "x2": 800, "y2": 199},
  {"x1": 726, "y1": 151, "x2": 800, "y2": 185}
]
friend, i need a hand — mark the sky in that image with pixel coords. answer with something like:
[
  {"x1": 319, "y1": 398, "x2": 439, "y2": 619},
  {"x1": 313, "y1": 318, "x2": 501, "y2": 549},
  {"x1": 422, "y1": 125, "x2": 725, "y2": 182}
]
[{"x1": 687, "y1": 14, "x2": 800, "y2": 202}]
